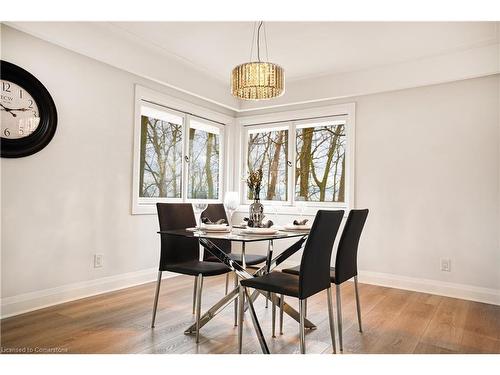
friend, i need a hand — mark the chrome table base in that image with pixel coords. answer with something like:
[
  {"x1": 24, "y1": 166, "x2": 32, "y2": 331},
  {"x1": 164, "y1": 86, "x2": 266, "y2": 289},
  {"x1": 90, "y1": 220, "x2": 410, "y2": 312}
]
[{"x1": 182, "y1": 235, "x2": 312, "y2": 354}]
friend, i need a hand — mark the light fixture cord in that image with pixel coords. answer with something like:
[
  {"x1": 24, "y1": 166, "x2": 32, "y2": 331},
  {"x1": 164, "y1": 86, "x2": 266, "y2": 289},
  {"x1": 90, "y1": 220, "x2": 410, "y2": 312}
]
[
  {"x1": 249, "y1": 22, "x2": 257, "y2": 61},
  {"x1": 257, "y1": 21, "x2": 263, "y2": 62},
  {"x1": 263, "y1": 22, "x2": 269, "y2": 61}
]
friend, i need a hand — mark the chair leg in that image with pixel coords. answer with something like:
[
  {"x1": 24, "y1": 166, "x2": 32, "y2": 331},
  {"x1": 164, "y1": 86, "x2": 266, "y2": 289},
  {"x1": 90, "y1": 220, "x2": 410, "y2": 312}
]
[
  {"x1": 304, "y1": 299, "x2": 307, "y2": 318},
  {"x1": 151, "y1": 271, "x2": 162, "y2": 328},
  {"x1": 271, "y1": 293, "x2": 276, "y2": 338},
  {"x1": 326, "y1": 287, "x2": 337, "y2": 354},
  {"x1": 279, "y1": 294, "x2": 284, "y2": 335},
  {"x1": 192, "y1": 277, "x2": 198, "y2": 315},
  {"x1": 195, "y1": 274, "x2": 203, "y2": 343},
  {"x1": 299, "y1": 299, "x2": 306, "y2": 354},
  {"x1": 336, "y1": 284, "x2": 343, "y2": 352},
  {"x1": 354, "y1": 276, "x2": 363, "y2": 333},
  {"x1": 225, "y1": 273, "x2": 229, "y2": 295},
  {"x1": 238, "y1": 286, "x2": 245, "y2": 353},
  {"x1": 234, "y1": 272, "x2": 238, "y2": 326}
]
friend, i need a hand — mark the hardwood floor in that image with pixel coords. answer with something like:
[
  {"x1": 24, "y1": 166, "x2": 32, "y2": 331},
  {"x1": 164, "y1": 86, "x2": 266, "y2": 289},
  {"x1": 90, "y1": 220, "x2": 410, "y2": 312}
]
[{"x1": 1, "y1": 274, "x2": 499, "y2": 354}]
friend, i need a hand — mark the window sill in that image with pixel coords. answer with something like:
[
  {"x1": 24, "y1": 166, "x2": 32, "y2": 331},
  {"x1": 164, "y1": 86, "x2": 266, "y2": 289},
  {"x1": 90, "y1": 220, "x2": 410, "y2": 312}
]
[
  {"x1": 132, "y1": 203, "x2": 349, "y2": 216},
  {"x1": 234, "y1": 204, "x2": 348, "y2": 217}
]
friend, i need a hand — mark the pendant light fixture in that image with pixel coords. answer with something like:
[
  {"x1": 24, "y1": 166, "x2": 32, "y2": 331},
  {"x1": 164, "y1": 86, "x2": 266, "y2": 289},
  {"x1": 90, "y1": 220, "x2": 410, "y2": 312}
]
[{"x1": 231, "y1": 22, "x2": 285, "y2": 100}]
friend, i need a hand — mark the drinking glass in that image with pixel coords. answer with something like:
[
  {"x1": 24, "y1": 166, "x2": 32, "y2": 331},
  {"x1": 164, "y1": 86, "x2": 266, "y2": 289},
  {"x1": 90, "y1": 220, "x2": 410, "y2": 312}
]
[
  {"x1": 223, "y1": 191, "x2": 239, "y2": 226},
  {"x1": 295, "y1": 196, "x2": 306, "y2": 221},
  {"x1": 192, "y1": 202, "x2": 208, "y2": 229}
]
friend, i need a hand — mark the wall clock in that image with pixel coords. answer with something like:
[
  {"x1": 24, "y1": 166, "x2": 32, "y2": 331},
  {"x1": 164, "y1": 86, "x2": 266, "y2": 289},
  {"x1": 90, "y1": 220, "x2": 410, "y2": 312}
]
[{"x1": 1, "y1": 60, "x2": 57, "y2": 158}]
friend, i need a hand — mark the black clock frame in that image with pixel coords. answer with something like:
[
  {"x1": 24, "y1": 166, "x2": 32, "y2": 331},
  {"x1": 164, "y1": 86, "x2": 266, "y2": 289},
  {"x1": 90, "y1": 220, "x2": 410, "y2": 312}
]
[{"x1": 1, "y1": 60, "x2": 58, "y2": 158}]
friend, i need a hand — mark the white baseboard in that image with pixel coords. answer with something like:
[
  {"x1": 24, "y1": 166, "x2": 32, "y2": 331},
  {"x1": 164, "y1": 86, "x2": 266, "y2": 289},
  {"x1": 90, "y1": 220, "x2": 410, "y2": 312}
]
[
  {"x1": 2, "y1": 268, "x2": 498, "y2": 319},
  {"x1": 0, "y1": 268, "x2": 176, "y2": 319},
  {"x1": 358, "y1": 270, "x2": 500, "y2": 306}
]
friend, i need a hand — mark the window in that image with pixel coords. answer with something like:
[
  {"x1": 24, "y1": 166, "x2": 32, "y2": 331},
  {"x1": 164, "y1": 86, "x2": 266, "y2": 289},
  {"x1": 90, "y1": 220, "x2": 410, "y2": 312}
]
[
  {"x1": 246, "y1": 126, "x2": 289, "y2": 201},
  {"x1": 139, "y1": 106, "x2": 183, "y2": 199},
  {"x1": 241, "y1": 106, "x2": 354, "y2": 209},
  {"x1": 295, "y1": 120, "x2": 346, "y2": 203},
  {"x1": 188, "y1": 120, "x2": 221, "y2": 199},
  {"x1": 133, "y1": 87, "x2": 227, "y2": 214}
]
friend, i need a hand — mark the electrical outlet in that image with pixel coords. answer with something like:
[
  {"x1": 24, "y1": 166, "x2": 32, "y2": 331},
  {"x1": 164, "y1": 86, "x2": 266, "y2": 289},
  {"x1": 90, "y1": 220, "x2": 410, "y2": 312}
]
[
  {"x1": 440, "y1": 258, "x2": 451, "y2": 272},
  {"x1": 94, "y1": 254, "x2": 103, "y2": 268}
]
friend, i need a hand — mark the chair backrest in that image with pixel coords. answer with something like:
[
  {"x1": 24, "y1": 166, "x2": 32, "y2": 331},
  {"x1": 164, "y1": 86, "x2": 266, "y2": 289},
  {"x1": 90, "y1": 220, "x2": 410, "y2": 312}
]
[
  {"x1": 298, "y1": 210, "x2": 344, "y2": 299},
  {"x1": 200, "y1": 204, "x2": 232, "y2": 258},
  {"x1": 156, "y1": 203, "x2": 199, "y2": 268},
  {"x1": 334, "y1": 209, "x2": 369, "y2": 284}
]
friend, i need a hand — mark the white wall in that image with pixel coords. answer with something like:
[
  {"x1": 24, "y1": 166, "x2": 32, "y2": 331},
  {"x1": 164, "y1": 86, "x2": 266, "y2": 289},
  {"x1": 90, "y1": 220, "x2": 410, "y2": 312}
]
[
  {"x1": 355, "y1": 76, "x2": 499, "y2": 289},
  {"x1": 1, "y1": 25, "x2": 499, "y2": 317}
]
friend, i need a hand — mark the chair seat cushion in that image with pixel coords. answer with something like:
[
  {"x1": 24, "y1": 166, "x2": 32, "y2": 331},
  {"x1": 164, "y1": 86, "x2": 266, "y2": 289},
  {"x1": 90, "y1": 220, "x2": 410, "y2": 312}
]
[
  {"x1": 282, "y1": 265, "x2": 337, "y2": 283},
  {"x1": 164, "y1": 261, "x2": 230, "y2": 277},
  {"x1": 205, "y1": 253, "x2": 267, "y2": 266},
  {"x1": 230, "y1": 253, "x2": 267, "y2": 266},
  {"x1": 240, "y1": 272, "x2": 300, "y2": 298}
]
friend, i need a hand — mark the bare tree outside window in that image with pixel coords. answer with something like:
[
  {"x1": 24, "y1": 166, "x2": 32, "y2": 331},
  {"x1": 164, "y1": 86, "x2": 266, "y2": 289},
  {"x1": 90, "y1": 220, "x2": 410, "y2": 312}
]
[
  {"x1": 188, "y1": 127, "x2": 220, "y2": 199},
  {"x1": 247, "y1": 129, "x2": 288, "y2": 201},
  {"x1": 295, "y1": 123, "x2": 346, "y2": 202},
  {"x1": 139, "y1": 114, "x2": 183, "y2": 198}
]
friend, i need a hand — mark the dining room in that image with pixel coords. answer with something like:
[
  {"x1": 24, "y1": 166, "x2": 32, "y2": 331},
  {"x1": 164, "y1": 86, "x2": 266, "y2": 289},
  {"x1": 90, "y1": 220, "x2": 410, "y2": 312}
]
[{"x1": 1, "y1": 2, "x2": 500, "y2": 373}]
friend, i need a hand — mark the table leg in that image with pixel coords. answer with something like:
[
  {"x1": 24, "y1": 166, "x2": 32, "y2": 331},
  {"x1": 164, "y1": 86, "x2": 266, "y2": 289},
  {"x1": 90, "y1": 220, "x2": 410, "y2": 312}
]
[
  {"x1": 184, "y1": 287, "x2": 239, "y2": 334},
  {"x1": 265, "y1": 240, "x2": 274, "y2": 308},
  {"x1": 238, "y1": 286, "x2": 245, "y2": 353},
  {"x1": 241, "y1": 242, "x2": 246, "y2": 269},
  {"x1": 184, "y1": 237, "x2": 316, "y2": 346},
  {"x1": 241, "y1": 242, "x2": 246, "y2": 323},
  {"x1": 244, "y1": 287, "x2": 270, "y2": 354},
  {"x1": 233, "y1": 272, "x2": 238, "y2": 326}
]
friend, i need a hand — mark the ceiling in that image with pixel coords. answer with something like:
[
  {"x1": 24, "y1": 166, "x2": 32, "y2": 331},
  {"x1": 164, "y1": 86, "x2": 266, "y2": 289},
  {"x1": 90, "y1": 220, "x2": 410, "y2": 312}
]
[
  {"x1": 108, "y1": 22, "x2": 498, "y2": 83},
  {"x1": 5, "y1": 21, "x2": 499, "y2": 111}
]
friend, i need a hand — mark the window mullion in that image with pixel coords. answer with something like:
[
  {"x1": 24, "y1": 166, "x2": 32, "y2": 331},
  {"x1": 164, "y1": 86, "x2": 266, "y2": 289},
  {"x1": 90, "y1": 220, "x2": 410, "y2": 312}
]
[
  {"x1": 218, "y1": 124, "x2": 225, "y2": 202},
  {"x1": 288, "y1": 121, "x2": 296, "y2": 206},
  {"x1": 242, "y1": 128, "x2": 249, "y2": 204},
  {"x1": 182, "y1": 114, "x2": 190, "y2": 202}
]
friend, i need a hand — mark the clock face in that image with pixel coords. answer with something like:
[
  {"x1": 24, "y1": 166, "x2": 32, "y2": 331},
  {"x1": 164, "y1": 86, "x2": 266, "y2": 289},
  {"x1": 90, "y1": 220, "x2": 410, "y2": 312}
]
[{"x1": 1, "y1": 80, "x2": 40, "y2": 139}]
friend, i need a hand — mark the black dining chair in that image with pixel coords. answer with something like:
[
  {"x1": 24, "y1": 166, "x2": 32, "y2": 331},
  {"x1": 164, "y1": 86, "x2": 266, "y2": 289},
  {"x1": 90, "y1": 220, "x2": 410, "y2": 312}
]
[
  {"x1": 239, "y1": 210, "x2": 344, "y2": 354},
  {"x1": 281, "y1": 209, "x2": 369, "y2": 352},
  {"x1": 201, "y1": 203, "x2": 268, "y2": 278},
  {"x1": 151, "y1": 203, "x2": 231, "y2": 343},
  {"x1": 193, "y1": 204, "x2": 268, "y2": 324}
]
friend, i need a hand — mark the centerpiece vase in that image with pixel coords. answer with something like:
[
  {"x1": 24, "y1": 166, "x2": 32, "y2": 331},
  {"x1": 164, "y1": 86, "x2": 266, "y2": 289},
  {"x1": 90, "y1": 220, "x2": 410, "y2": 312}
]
[{"x1": 249, "y1": 192, "x2": 264, "y2": 227}]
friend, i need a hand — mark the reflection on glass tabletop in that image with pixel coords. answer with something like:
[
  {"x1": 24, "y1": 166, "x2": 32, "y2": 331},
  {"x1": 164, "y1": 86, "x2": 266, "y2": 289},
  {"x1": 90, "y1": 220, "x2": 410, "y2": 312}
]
[{"x1": 157, "y1": 227, "x2": 309, "y2": 242}]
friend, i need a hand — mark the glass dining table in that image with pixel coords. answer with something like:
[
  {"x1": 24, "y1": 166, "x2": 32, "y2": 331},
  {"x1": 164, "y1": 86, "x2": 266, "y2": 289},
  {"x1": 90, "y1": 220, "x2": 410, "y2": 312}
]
[{"x1": 157, "y1": 227, "x2": 316, "y2": 354}]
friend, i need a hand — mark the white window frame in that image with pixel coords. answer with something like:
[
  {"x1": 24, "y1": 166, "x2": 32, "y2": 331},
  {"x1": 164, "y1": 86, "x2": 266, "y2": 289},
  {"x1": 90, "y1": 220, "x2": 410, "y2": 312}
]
[
  {"x1": 132, "y1": 85, "x2": 231, "y2": 214},
  {"x1": 185, "y1": 116, "x2": 225, "y2": 202},
  {"x1": 243, "y1": 122, "x2": 293, "y2": 205},
  {"x1": 237, "y1": 103, "x2": 356, "y2": 215}
]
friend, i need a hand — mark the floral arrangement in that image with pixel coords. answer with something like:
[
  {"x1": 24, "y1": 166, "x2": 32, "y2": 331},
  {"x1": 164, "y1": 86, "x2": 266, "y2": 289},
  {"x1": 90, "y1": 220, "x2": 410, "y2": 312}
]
[{"x1": 246, "y1": 168, "x2": 263, "y2": 200}]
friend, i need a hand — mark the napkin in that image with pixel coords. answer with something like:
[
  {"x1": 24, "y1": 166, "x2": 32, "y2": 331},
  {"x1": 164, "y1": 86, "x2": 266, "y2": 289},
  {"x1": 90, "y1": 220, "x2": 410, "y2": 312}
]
[
  {"x1": 201, "y1": 217, "x2": 226, "y2": 224},
  {"x1": 243, "y1": 217, "x2": 274, "y2": 228},
  {"x1": 293, "y1": 219, "x2": 309, "y2": 226}
]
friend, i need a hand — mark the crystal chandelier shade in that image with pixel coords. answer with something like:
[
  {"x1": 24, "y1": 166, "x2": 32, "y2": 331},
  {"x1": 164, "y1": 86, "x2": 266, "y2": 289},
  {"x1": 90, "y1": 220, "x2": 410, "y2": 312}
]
[{"x1": 231, "y1": 22, "x2": 285, "y2": 100}]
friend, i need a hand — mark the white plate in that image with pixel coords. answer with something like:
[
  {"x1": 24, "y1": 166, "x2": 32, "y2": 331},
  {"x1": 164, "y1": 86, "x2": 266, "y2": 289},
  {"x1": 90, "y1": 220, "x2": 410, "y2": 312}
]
[
  {"x1": 200, "y1": 224, "x2": 230, "y2": 232},
  {"x1": 241, "y1": 227, "x2": 279, "y2": 235},
  {"x1": 283, "y1": 223, "x2": 312, "y2": 231}
]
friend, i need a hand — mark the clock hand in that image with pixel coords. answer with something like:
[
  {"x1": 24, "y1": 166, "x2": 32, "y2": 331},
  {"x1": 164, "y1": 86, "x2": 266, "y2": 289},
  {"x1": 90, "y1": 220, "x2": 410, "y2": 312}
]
[
  {"x1": 0, "y1": 104, "x2": 17, "y2": 117},
  {"x1": 8, "y1": 107, "x2": 31, "y2": 112},
  {"x1": 0, "y1": 104, "x2": 32, "y2": 111}
]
